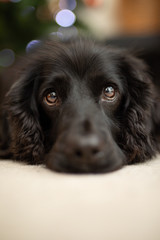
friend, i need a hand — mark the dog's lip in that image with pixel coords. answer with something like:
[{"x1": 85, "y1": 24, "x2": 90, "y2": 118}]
[{"x1": 46, "y1": 151, "x2": 124, "y2": 174}]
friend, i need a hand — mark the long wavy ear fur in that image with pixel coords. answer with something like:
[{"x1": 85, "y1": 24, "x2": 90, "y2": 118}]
[
  {"x1": 6, "y1": 67, "x2": 44, "y2": 164},
  {"x1": 119, "y1": 54, "x2": 157, "y2": 163}
]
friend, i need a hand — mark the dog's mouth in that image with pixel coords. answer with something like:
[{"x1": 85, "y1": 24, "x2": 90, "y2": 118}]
[
  {"x1": 45, "y1": 124, "x2": 126, "y2": 174},
  {"x1": 45, "y1": 149, "x2": 125, "y2": 174}
]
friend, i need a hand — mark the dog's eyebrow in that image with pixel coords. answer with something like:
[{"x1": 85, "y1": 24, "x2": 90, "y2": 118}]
[
  {"x1": 87, "y1": 71, "x2": 125, "y2": 95},
  {"x1": 88, "y1": 71, "x2": 118, "y2": 84},
  {"x1": 41, "y1": 73, "x2": 69, "y2": 87},
  {"x1": 38, "y1": 73, "x2": 70, "y2": 99}
]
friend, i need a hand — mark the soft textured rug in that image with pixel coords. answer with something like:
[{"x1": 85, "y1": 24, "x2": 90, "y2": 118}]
[{"x1": 0, "y1": 156, "x2": 160, "y2": 240}]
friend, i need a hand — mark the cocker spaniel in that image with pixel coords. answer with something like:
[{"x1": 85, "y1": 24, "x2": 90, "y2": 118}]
[{"x1": 0, "y1": 38, "x2": 160, "y2": 173}]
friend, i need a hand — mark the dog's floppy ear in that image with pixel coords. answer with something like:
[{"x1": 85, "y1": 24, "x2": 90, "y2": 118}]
[
  {"x1": 119, "y1": 53, "x2": 157, "y2": 163},
  {"x1": 6, "y1": 66, "x2": 44, "y2": 163}
]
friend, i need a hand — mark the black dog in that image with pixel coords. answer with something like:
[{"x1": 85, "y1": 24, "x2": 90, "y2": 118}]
[{"x1": 0, "y1": 38, "x2": 160, "y2": 173}]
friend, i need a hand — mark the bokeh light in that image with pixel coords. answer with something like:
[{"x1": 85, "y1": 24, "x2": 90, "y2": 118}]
[
  {"x1": 59, "y1": 0, "x2": 77, "y2": 11},
  {"x1": 82, "y1": 0, "x2": 103, "y2": 7},
  {"x1": 55, "y1": 9, "x2": 76, "y2": 27},
  {"x1": 0, "y1": 49, "x2": 15, "y2": 67},
  {"x1": 26, "y1": 40, "x2": 41, "y2": 53}
]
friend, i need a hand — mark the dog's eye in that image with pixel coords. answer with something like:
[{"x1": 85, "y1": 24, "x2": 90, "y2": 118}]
[
  {"x1": 102, "y1": 86, "x2": 116, "y2": 100},
  {"x1": 44, "y1": 91, "x2": 60, "y2": 106}
]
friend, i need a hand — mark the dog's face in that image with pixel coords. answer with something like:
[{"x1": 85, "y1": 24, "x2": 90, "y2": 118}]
[
  {"x1": 38, "y1": 45, "x2": 126, "y2": 173},
  {"x1": 6, "y1": 38, "x2": 157, "y2": 173}
]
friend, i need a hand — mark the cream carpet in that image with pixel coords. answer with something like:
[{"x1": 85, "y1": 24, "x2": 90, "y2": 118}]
[{"x1": 0, "y1": 156, "x2": 160, "y2": 240}]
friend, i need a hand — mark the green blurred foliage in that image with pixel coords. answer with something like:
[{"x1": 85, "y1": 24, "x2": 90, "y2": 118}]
[
  {"x1": 0, "y1": 0, "x2": 57, "y2": 53},
  {"x1": 0, "y1": 0, "x2": 86, "y2": 55}
]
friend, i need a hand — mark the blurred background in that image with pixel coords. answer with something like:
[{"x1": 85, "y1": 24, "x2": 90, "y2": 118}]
[{"x1": 0, "y1": 0, "x2": 160, "y2": 69}]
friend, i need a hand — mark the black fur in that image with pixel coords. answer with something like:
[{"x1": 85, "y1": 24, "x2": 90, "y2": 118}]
[{"x1": 0, "y1": 38, "x2": 160, "y2": 173}]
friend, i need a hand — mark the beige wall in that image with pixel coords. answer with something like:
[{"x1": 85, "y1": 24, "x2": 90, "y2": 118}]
[
  {"x1": 77, "y1": 0, "x2": 121, "y2": 39},
  {"x1": 77, "y1": 0, "x2": 160, "y2": 39}
]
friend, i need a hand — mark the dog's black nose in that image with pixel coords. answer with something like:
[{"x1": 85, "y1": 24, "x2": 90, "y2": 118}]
[
  {"x1": 47, "y1": 130, "x2": 125, "y2": 173},
  {"x1": 47, "y1": 121, "x2": 125, "y2": 173},
  {"x1": 63, "y1": 133, "x2": 105, "y2": 163}
]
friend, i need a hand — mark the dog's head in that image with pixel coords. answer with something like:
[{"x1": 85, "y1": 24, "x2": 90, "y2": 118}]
[{"x1": 6, "y1": 38, "x2": 158, "y2": 173}]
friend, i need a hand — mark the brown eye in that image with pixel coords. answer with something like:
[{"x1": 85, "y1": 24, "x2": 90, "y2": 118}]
[
  {"x1": 102, "y1": 86, "x2": 116, "y2": 100},
  {"x1": 44, "y1": 91, "x2": 60, "y2": 106}
]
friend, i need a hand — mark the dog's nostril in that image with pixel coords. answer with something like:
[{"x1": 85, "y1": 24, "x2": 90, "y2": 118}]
[
  {"x1": 74, "y1": 147, "x2": 100, "y2": 159},
  {"x1": 75, "y1": 149, "x2": 83, "y2": 158},
  {"x1": 92, "y1": 148, "x2": 99, "y2": 155}
]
